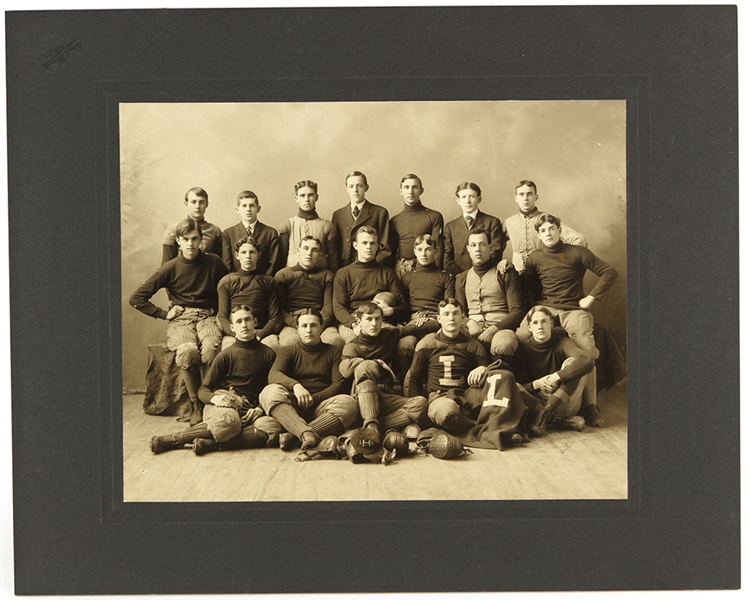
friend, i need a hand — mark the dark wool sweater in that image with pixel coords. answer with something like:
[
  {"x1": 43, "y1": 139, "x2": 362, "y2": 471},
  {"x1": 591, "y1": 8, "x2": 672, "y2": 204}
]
[
  {"x1": 408, "y1": 331, "x2": 488, "y2": 397},
  {"x1": 197, "y1": 338, "x2": 276, "y2": 405},
  {"x1": 333, "y1": 260, "x2": 409, "y2": 327},
  {"x1": 130, "y1": 252, "x2": 228, "y2": 319},
  {"x1": 455, "y1": 260, "x2": 525, "y2": 331},
  {"x1": 268, "y1": 342, "x2": 348, "y2": 404},
  {"x1": 217, "y1": 269, "x2": 281, "y2": 338},
  {"x1": 340, "y1": 328, "x2": 401, "y2": 377},
  {"x1": 521, "y1": 241, "x2": 618, "y2": 310},
  {"x1": 389, "y1": 202, "x2": 444, "y2": 266},
  {"x1": 512, "y1": 333, "x2": 594, "y2": 392},
  {"x1": 400, "y1": 263, "x2": 455, "y2": 314},
  {"x1": 274, "y1": 264, "x2": 335, "y2": 329}
]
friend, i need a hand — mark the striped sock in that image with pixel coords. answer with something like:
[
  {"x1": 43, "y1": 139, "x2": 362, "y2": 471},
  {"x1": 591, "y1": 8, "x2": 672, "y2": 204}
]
[
  {"x1": 380, "y1": 408, "x2": 412, "y2": 432},
  {"x1": 235, "y1": 426, "x2": 268, "y2": 449},
  {"x1": 178, "y1": 422, "x2": 211, "y2": 443},
  {"x1": 270, "y1": 403, "x2": 310, "y2": 438},
  {"x1": 357, "y1": 380, "x2": 380, "y2": 425},
  {"x1": 308, "y1": 412, "x2": 345, "y2": 437}
]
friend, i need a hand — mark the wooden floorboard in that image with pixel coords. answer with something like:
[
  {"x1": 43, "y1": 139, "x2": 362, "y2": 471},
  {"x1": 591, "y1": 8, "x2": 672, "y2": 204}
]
[{"x1": 122, "y1": 378, "x2": 629, "y2": 502}]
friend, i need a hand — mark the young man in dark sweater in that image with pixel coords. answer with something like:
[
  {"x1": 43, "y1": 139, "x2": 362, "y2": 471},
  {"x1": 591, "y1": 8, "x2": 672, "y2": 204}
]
[
  {"x1": 274, "y1": 236, "x2": 344, "y2": 348},
  {"x1": 389, "y1": 174, "x2": 444, "y2": 276},
  {"x1": 131, "y1": 218, "x2": 229, "y2": 425},
  {"x1": 333, "y1": 226, "x2": 409, "y2": 343},
  {"x1": 513, "y1": 306, "x2": 594, "y2": 436},
  {"x1": 149, "y1": 305, "x2": 282, "y2": 454},
  {"x1": 217, "y1": 236, "x2": 281, "y2": 350},
  {"x1": 455, "y1": 228, "x2": 524, "y2": 361},
  {"x1": 161, "y1": 187, "x2": 223, "y2": 263},
  {"x1": 331, "y1": 171, "x2": 391, "y2": 267},
  {"x1": 340, "y1": 302, "x2": 427, "y2": 439},
  {"x1": 259, "y1": 308, "x2": 358, "y2": 451},
  {"x1": 519, "y1": 213, "x2": 618, "y2": 427},
  {"x1": 221, "y1": 190, "x2": 280, "y2": 275}
]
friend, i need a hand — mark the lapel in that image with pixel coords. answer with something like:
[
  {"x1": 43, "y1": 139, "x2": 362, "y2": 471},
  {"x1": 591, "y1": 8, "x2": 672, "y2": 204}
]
[{"x1": 352, "y1": 200, "x2": 369, "y2": 227}]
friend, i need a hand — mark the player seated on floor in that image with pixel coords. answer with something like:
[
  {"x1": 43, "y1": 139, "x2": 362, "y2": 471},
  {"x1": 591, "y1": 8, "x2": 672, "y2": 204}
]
[
  {"x1": 259, "y1": 308, "x2": 358, "y2": 451},
  {"x1": 130, "y1": 218, "x2": 228, "y2": 426},
  {"x1": 512, "y1": 306, "x2": 595, "y2": 436},
  {"x1": 518, "y1": 213, "x2": 618, "y2": 427},
  {"x1": 408, "y1": 299, "x2": 490, "y2": 434},
  {"x1": 217, "y1": 236, "x2": 281, "y2": 350},
  {"x1": 274, "y1": 236, "x2": 344, "y2": 348},
  {"x1": 149, "y1": 305, "x2": 282, "y2": 455},
  {"x1": 455, "y1": 227, "x2": 524, "y2": 361},
  {"x1": 161, "y1": 187, "x2": 223, "y2": 263},
  {"x1": 339, "y1": 302, "x2": 428, "y2": 440},
  {"x1": 333, "y1": 226, "x2": 409, "y2": 343}
]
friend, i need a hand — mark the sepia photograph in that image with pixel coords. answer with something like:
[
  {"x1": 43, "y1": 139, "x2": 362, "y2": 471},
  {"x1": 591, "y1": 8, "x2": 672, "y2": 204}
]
[{"x1": 120, "y1": 99, "x2": 628, "y2": 502}]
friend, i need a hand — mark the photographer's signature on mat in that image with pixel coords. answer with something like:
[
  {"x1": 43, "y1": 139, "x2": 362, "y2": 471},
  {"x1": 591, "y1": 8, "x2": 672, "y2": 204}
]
[{"x1": 40, "y1": 38, "x2": 82, "y2": 69}]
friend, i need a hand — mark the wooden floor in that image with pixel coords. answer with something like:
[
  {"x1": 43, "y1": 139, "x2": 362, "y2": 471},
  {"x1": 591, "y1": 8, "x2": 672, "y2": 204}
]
[{"x1": 123, "y1": 379, "x2": 628, "y2": 502}]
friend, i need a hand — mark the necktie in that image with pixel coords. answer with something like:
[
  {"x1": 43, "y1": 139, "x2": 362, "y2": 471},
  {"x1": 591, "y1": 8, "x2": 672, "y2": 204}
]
[
  {"x1": 246, "y1": 225, "x2": 253, "y2": 238},
  {"x1": 464, "y1": 215, "x2": 474, "y2": 229},
  {"x1": 352, "y1": 205, "x2": 360, "y2": 219}
]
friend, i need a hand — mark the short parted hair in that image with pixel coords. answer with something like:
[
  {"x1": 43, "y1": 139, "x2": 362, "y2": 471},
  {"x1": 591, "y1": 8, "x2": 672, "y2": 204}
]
[
  {"x1": 345, "y1": 170, "x2": 368, "y2": 186},
  {"x1": 294, "y1": 180, "x2": 318, "y2": 194},
  {"x1": 414, "y1": 233, "x2": 438, "y2": 249},
  {"x1": 455, "y1": 181, "x2": 481, "y2": 197},
  {"x1": 466, "y1": 227, "x2": 490, "y2": 245},
  {"x1": 526, "y1": 305, "x2": 554, "y2": 325},
  {"x1": 515, "y1": 180, "x2": 538, "y2": 193},
  {"x1": 437, "y1": 298, "x2": 464, "y2": 314},
  {"x1": 355, "y1": 225, "x2": 378, "y2": 241},
  {"x1": 356, "y1": 301, "x2": 384, "y2": 319},
  {"x1": 298, "y1": 235, "x2": 322, "y2": 249},
  {"x1": 400, "y1": 173, "x2": 423, "y2": 188},
  {"x1": 236, "y1": 190, "x2": 260, "y2": 206},
  {"x1": 296, "y1": 307, "x2": 323, "y2": 325},
  {"x1": 175, "y1": 218, "x2": 202, "y2": 239},
  {"x1": 235, "y1": 235, "x2": 261, "y2": 254},
  {"x1": 231, "y1": 304, "x2": 255, "y2": 320},
  {"x1": 184, "y1": 187, "x2": 208, "y2": 202},
  {"x1": 534, "y1": 213, "x2": 561, "y2": 231}
]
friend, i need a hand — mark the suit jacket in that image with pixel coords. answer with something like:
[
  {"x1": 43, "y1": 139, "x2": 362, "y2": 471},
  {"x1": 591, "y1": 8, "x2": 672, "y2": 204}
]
[
  {"x1": 443, "y1": 211, "x2": 506, "y2": 276},
  {"x1": 331, "y1": 199, "x2": 391, "y2": 266},
  {"x1": 221, "y1": 221, "x2": 280, "y2": 275}
]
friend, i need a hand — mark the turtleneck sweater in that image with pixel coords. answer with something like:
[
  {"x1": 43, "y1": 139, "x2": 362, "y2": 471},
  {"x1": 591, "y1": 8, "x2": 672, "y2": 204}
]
[
  {"x1": 268, "y1": 341, "x2": 348, "y2": 404},
  {"x1": 389, "y1": 201, "x2": 444, "y2": 265},
  {"x1": 522, "y1": 241, "x2": 618, "y2": 309},
  {"x1": 512, "y1": 332, "x2": 594, "y2": 391},
  {"x1": 400, "y1": 262, "x2": 455, "y2": 314},
  {"x1": 217, "y1": 268, "x2": 281, "y2": 338},
  {"x1": 455, "y1": 259, "x2": 525, "y2": 331},
  {"x1": 333, "y1": 259, "x2": 409, "y2": 327},
  {"x1": 130, "y1": 251, "x2": 228, "y2": 319},
  {"x1": 340, "y1": 328, "x2": 401, "y2": 377},
  {"x1": 197, "y1": 337, "x2": 277, "y2": 405},
  {"x1": 274, "y1": 263, "x2": 335, "y2": 328}
]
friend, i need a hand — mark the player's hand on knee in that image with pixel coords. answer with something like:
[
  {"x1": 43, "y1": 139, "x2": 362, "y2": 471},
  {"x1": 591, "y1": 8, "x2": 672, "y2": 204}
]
[
  {"x1": 467, "y1": 365, "x2": 488, "y2": 387},
  {"x1": 166, "y1": 305, "x2": 185, "y2": 320},
  {"x1": 467, "y1": 319, "x2": 482, "y2": 337},
  {"x1": 293, "y1": 384, "x2": 314, "y2": 409},
  {"x1": 241, "y1": 406, "x2": 264, "y2": 424},
  {"x1": 497, "y1": 259, "x2": 510, "y2": 274},
  {"x1": 478, "y1": 326, "x2": 498, "y2": 344},
  {"x1": 578, "y1": 295, "x2": 595, "y2": 309}
]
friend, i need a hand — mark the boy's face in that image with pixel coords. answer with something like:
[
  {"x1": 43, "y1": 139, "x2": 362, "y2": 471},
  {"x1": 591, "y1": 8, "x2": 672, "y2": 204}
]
[
  {"x1": 236, "y1": 197, "x2": 260, "y2": 224},
  {"x1": 537, "y1": 222, "x2": 562, "y2": 248},
  {"x1": 346, "y1": 176, "x2": 368, "y2": 203},
  {"x1": 297, "y1": 240, "x2": 321, "y2": 269},
  {"x1": 176, "y1": 230, "x2": 202, "y2": 260},
  {"x1": 185, "y1": 191, "x2": 208, "y2": 221},
  {"x1": 230, "y1": 309, "x2": 257, "y2": 342},
  {"x1": 528, "y1": 310, "x2": 553, "y2": 343},
  {"x1": 515, "y1": 184, "x2": 538, "y2": 213},
  {"x1": 295, "y1": 186, "x2": 318, "y2": 212},
  {"x1": 438, "y1": 303, "x2": 464, "y2": 337},
  {"x1": 467, "y1": 233, "x2": 491, "y2": 266},
  {"x1": 353, "y1": 231, "x2": 378, "y2": 263},
  {"x1": 297, "y1": 314, "x2": 323, "y2": 346},
  {"x1": 235, "y1": 242, "x2": 259, "y2": 272},
  {"x1": 414, "y1": 241, "x2": 436, "y2": 266},
  {"x1": 399, "y1": 178, "x2": 423, "y2": 206},
  {"x1": 456, "y1": 188, "x2": 481, "y2": 214},
  {"x1": 357, "y1": 309, "x2": 384, "y2": 337}
]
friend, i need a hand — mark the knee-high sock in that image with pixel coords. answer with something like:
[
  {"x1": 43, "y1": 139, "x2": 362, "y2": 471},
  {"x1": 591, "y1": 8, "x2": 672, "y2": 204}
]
[
  {"x1": 182, "y1": 367, "x2": 202, "y2": 401},
  {"x1": 270, "y1": 404, "x2": 310, "y2": 438},
  {"x1": 357, "y1": 380, "x2": 380, "y2": 425},
  {"x1": 380, "y1": 408, "x2": 412, "y2": 432},
  {"x1": 178, "y1": 422, "x2": 211, "y2": 443},
  {"x1": 308, "y1": 412, "x2": 345, "y2": 437},
  {"x1": 222, "y1": 426, "x2": 268, "y2": 449},
  {"x1": 444, "y1": 413, "x2": 475, "y2": 433}
]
